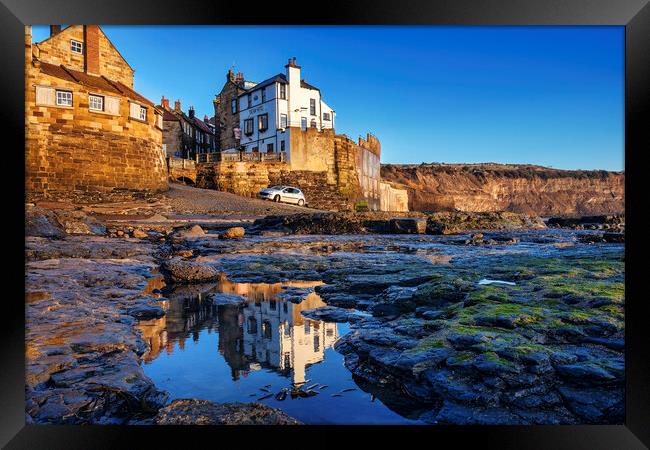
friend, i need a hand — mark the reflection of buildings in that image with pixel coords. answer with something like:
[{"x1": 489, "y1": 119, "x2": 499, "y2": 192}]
[{"x1": 137, "y1": 275, "x2": 339, "y2": 384}]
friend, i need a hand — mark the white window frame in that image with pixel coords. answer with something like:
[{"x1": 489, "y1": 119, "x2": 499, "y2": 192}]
[
  {"x1": 280, "y1": 113, "x2": 287, "y2": 129},
  {"x1": 323, "y1": 112, "x2": 331, "y2": 121},
  {"x1": 55, "y1": 90, "x2": 73, "y2": 107},
  {"x1": 88, "y1": 94, "x2": 104, "y2": 112},
  {"x1": 244, "y1": 118, "x2": 253, "y2": 135},
  {"x1": 139, "y1": 105, "x2": 147, "y2": 121},
  {"x1": 70, "y1": 40, "x2": 84, "y2": 54},
  {"x1": 279, "y1": 84, "x2": 286, "y2": 99}
]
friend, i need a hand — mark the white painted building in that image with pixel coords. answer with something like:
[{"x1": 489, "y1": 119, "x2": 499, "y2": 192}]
[{"x1": 236, "y1": 57, "x2": 335, "y2": 157}]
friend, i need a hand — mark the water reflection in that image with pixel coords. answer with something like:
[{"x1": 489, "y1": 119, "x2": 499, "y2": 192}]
[{"x1": 138, "y1": 274, "x2": 338, "y2": 384}]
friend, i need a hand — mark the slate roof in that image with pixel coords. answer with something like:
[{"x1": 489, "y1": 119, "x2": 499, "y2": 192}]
[
  {"x1": 38, "y1": 61, "x2": 158, "y2": 109},
  {"x1": 300, "y1": 79, "x2": 320, "y2": 91}
]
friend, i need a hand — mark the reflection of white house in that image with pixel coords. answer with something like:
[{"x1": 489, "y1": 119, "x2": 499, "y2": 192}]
[
  {"x1": 237, "y1": 57, "x2": 335, "y2": 160},
  {"x1": 242, "y1": 291, "x2": 338, "y2": 384}
]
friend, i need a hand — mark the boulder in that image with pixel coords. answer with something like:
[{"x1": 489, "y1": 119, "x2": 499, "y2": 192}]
[
  {"x1": 162, "y1": 258, "x2": 219, "y2": 283},
  {"x1": 126, "y1": 304, "x2": 165, "y2": 320},
  {"x1": 390, "y1": 218, "x2": 427, "y2": 234},
  {"x1": 132, "y1": 229, "x2": 148, "y2": 239},
  {"x1": 174, "y1": 225, "x2": 206, "y2": 240},
  {"x1": 220, "y1": 227, "x2": 245, "y2": 239},
  {"x1": 154, "y1": 399, "x2": 301, "y2": 425}
]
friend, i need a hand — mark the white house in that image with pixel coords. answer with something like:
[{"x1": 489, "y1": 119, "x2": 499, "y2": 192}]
[{"x1": 236, "y1": 57, "x2": 335, "y2": 158}]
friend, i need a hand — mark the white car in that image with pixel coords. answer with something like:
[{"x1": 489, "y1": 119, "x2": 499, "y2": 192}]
[{"x1": 258, "y1": 185, "x2": 306, "y2": 206}]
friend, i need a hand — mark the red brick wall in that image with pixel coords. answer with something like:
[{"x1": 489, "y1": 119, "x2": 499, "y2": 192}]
[{"x1": 84, "y1": 25, "x2": 100, "y2": 76}]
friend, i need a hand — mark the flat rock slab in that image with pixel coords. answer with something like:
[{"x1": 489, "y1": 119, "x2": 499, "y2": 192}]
[
  {"x1": 301, "y1": 306, "x2": 367, "y2": 323},
  {"x1": 154, "y1": 399, "x2": 301, "y2": 425}
]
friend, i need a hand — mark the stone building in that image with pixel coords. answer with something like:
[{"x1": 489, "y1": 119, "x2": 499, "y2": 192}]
[
  {"x1": 159, "y1": 97, "x2": 216, "y2": 159},
  {"x1": 213, "y1": 69, "x2": 255, "y2": 151},
  {"x1": 25, "y1": 25, "x2": 167, "y2": 200}
]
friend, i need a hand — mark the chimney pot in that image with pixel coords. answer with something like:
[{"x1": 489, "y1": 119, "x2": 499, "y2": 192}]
[
  {"x1": 174, "y1": 100, "x2": 181, "y2": 112},
  {"x1": 49, "y1": 25, "x2": 62, "y2": 37}
]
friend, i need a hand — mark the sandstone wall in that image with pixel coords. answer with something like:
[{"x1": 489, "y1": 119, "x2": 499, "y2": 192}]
[
  {"x1": 33, "y1": 25, "x2": 134, "y2": 88},
  {"x1": 380, "y1": 182, "x2": 409, "y2": 212},
  {"x1": 380, "y1": 163, "x2": 624, "y2": 217},
  {"x1": 196, "y1": 161, "x2": 353, "y2": 211},
  {"x1": 26, "y1": 66, "x2": 167, "y2": 200}
]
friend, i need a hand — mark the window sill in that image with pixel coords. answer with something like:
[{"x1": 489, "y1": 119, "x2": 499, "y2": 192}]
[
  {"x1": 89, "y1": 109, "x2": 119, "y2": 117},
  {"x1": 128, "y1": 116, "x2": 149, "y2": 125},
  {"x1": 36, "y1": 103, "x2": 74, "y2": 110}
]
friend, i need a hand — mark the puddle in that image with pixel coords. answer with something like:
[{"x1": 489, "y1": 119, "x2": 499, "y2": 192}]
[
  {"x1": 137, "y1": 275, "x2": 422, "y2": 424},
  {"x1": 478, "y1": 278, "x2": 517, "y2": 286}
]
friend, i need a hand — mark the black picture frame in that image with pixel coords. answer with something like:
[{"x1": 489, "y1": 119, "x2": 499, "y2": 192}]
[{"x1": 2, "y1": 0, "x2": 648, "y2": 448}]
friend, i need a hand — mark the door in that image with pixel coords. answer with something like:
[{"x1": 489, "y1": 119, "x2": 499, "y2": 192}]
[{"x1": 282, "y1": 188, "x2": 298, "y2": 204}]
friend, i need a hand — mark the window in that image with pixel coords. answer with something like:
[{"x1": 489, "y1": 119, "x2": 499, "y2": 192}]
[
  {"x1": 280, "y1": 114, "x2": 287, "y2": 129},
  {"x1": 261, "y1": 89, "x2": 266, "y2": 102},
  {"x1": 252, "y1": 146, "x2": 259, "y2": 152},
  {"x1": 247, "y1": 93, "x2": 252, "y2": 107},
  {"x1": 280, "y1": 140, "x2": 285, "y2": 152},
  {"x1": 231, "y1": 99, "x2": 237, "y2": 114},
  {"x1": 88, "y1": 94, "x2": 104, "y2": 111},
  {"x1": 139, "y1": 106, "x2": 147, "y2": 121},
  {"x1": 267, "y1": 143, "x2": 274, "y2": 153},
  {"x1": 70, "y1": 40, "x2": 83, "y2": 54},
  {"x1": 310, "y1": 119, "x2": 317, "y2": 128},
  {"x1": 258, "y1": 113, "x2": 268, "y2": 132},
  {"x1": 310, "y1": 98, "x2": 316, "y2": 116},
  {"x1": 323, "y1": 112, "x2": 331, "y2": 121},
  {"x1": 300, "y1": 117, "x2": 307, "y2": 130},
  {"x1": 247, "y1": 317, "x2": 257, "y2": 335},
  {"x1": 244, "y1": 118, "x2": 253, "y2": 135},
  {"x1": 55, "y1": 90, "x2": 72, "y2": 107},
  {"x1": 279, "y1": 84, "x2": 286, "y2": 99}
]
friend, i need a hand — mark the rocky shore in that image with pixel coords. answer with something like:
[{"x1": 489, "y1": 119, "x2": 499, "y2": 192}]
[{"x1": 25, "y1": 200, "x2": 624, "y2": 425}]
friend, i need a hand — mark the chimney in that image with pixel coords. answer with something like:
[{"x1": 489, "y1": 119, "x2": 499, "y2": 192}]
[
  {"x1": 188, "y1": 106, "x2": 195, "y2": 119},
  {"x1": 174, "y1": 99, "x2": 181, "y2": 112},
  {"x1": 227, "y1": 68, "x2": 234, "y2": 82},
  {"x1": 84, "y1": 25, "x2": 100, "y2": 75},
  {"x1": 49, "y1": 25, "x2": 61, "y2": 37},
  {"x1": 161, "y1": 96, "x2": 170, "y2": 110},
  {"x1": 204, "y1": 114, "x2": 209, "y2": 122}
]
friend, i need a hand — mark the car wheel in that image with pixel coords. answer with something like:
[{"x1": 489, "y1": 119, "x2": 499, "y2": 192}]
[
  {"x1": 298, "y1": 199, "x2": 305, "y2": 207},
  {"x1": 274, "y1": 195, "x2": 281, "y2": 202}
]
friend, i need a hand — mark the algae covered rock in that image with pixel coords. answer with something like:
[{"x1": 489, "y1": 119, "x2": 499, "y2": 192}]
[{"x1": 154, "y1": 399, "x2": 301, "y2": 425}]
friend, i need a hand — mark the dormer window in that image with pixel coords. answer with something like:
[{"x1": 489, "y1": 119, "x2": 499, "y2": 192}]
[{"x1": 71, "y1": 40, "x2": 83, "y2": 54}]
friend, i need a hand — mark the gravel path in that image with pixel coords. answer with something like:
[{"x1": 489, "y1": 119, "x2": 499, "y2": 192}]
[{"x1": 163, "y1": 183, "x2": 322, "y2": 218}]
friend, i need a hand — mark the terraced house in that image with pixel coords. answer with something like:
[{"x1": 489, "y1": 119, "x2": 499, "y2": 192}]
[
  {"x1": 25, "y1": 25, "x2": 168, "y2": 199},
  {"x1": 159, "y1": 97, "x2": 217, "y2": 160}
]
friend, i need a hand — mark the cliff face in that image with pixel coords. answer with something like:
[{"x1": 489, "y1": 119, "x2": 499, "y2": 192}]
[{"x1": 380, "y1": 163, "x2": 624, "y2": 217}]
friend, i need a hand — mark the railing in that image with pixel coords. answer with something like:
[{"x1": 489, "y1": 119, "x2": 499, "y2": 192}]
[{"x1": 196, "y1": 151, "x2": 287, "y2": 163}]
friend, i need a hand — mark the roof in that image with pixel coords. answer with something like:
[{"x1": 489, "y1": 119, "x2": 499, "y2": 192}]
[
  {"x1": 192, "y1": 117, "x2": 213, "y2": 134},
  {"x1": 37, "y1": 61, "x2": 158, "y2": 109},
  {"x1": 300, "y1": 79, "x2": 319, "y2": 91},
  {"x1": 161, "y1": 109, "x2": 179, "y2": 121},
  {"x1": 243, "y1": 73, "x2": 287, "y2": 95}
]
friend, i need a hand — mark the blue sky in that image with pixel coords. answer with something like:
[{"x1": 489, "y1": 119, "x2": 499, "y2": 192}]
[{"x1": 32, "y1": 26, "x2": 624, "y2": 171}]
